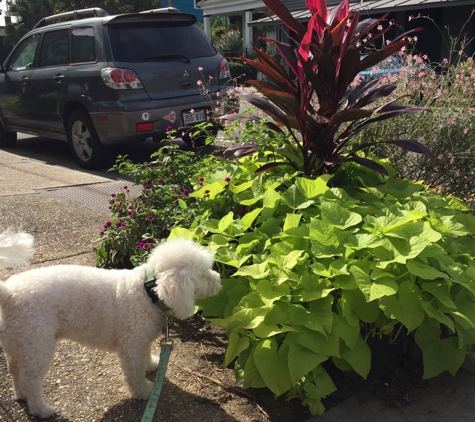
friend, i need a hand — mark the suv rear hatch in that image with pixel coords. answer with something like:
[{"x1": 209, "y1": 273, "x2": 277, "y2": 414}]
[{"x1": 105, "y1": 12, "x2": 222, "y2": 101}]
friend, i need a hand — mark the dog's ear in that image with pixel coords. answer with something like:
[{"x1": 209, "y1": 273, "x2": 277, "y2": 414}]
[{"x1": 153, "y1": 269, "x2": 195, "y2": 320}]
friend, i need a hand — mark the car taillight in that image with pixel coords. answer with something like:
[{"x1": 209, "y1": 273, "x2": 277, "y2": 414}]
[
  {"x1": 219, "y1": 58, "x2": 230, "y2": 79},
  {"x1": 101, "y1": 68, "x2": 143, "y2": 90}
]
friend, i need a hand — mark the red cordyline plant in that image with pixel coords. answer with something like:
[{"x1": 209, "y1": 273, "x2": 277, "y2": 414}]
[{"x1": 221, "y1": 0, "x2": 434, "y2": 177}]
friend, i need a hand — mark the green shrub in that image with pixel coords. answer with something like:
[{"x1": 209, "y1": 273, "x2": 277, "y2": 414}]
[
  {"x1": 171, "y1": 152, "x2": 475, "y2": 415},
  {"x1": 214, "y1": 29, "x2": 243, "y2": 56},
  {"x1": 228, "y1": 61, "x2": 257, "y2": 85}
]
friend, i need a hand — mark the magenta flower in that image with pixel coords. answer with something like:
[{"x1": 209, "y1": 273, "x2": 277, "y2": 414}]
[
  {"x1": 166, "y1": 126, "x2": 173, "y2": 132},
  {"x1": 199, "y1": 177, "x2": 204, "y2": 182},
  {"x1": 127, "y1": 210, "x2": 132, "y2": 215},
  {"x1": 147, "y1": 215, "x2": 153, "y2": 220},
  {"x1": 183, "y1": 188, "x2": 190, "y2": 195},
  {"x1": 111, "y1": 193, "x2": 116, "y2": 197},
  {"x1": 104, "y1": 221, "x2": 111, "y2": 228},
  {"x1": 225, "y1": 177, "x2": 231, "y2": 182},
  {"x1": 123, "y1": 186, "x2": 128, "y2": 190},
  {"x1": 99, "y1": 231, "x2": 104, "y2": 236}
]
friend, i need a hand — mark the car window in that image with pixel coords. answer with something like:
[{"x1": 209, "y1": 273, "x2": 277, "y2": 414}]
[
  {"x1": 71, "y1": 27, "x2": 96, "y2": 64},
  {"x1": 7, "y1": 33, "x2": 40, "y2": 71},
  {"x1": 39, "y1": 29, "x2": 70, "y2": 67},
  {"x1": 107, "y1": 22, "x2": 216, "y2": 62}
]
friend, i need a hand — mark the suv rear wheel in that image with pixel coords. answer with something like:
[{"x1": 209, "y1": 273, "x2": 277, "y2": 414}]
[
  {"x1": 67, "y1": 110, "x2": 105, "y2": 169},
  {"x1": 0, "y1": 124, "x2": 17, "y2": 148}
]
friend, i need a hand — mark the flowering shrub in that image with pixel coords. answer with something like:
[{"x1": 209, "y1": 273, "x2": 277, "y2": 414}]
[
  {"x1": 352, "y1": 54, "x2": 475, "y2": 205},
  {"x1": 95, "y1": 140, "x2": 227, "y2": 268}
]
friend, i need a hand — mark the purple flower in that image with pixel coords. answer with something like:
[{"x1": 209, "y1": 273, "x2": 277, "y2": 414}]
[
  {"x1": 104, "y1": 221, "x2": 111, "y2": 228},
  {"x1": 99, "y1": 231, "x2": 104, "y2": 236},
  {"x1": 123, "y1": 186, "x2": 128, "y2": 190},
  {"x1": 127, "y1": 210, "x2": 132, "y2": 215},
  {"x1": 173, "y1": 185, "x2": 177, "y2": 191},
  {"x1": 199, "y1": 177, "x2": 204, "y2": 182},
  {"x1": 147, "y1": 215, "x2": 153, "y2": 220},
  {"x1": 111, "y1": 193, "x2": 116, "y2": 197},
  {"x1": 225, "y1": 177, "x2": 231, "y2": 182},
  {"x1": 177, "y1": 194, "x2": 183, "y2": 199},
  {"x1": 115, "y1": 221, "x2": 126, "y2": 227},
  {"x1": 183, "y1": 188, "x2": 190, "y2": 196},
  {"x1": 149, "y1": 165, "x2": 154, "y2": 169},
  {"x1": 158, "y1": 178, "x2": 163, "y2": 183},
  {"x1": 166, "y1": 125, "x2": 173, "y2": 132}
]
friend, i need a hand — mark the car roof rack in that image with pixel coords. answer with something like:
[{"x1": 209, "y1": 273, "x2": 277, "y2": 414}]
[
  {"x1": 139, "y1": 7, "x2": 181, "y2": 13},
  {"x1": 33, "y1": 8, "x2": 109, "y2": 29}
]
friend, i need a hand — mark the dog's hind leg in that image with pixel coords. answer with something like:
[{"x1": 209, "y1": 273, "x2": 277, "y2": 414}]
[
  {"x1": 5, "y1": 353, "x2": 25, "y2": 401},
  {"x1": 144, "y1": 341, "x2": 160, "y2": 373},
  {"x1": 118, "y1": 345, "x2": 154, "y2": 400},
  {"x1": 18, "y1": 335, "x2": 57, "y2": 419}
]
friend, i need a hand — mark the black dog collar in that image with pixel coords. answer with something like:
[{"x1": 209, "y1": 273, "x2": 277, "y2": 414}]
[{"x1": 144, "y1": 271, "x2": 172, "y2": 313}]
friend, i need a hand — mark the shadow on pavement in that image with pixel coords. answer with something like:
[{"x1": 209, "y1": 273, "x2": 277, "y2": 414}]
[{"x1": 10, "y1": 135, "x2": 216, "y2": 180}]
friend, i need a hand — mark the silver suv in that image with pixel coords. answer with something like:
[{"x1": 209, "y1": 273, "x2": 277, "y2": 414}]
[{"x1": 0, "y1": 7, "x2": 231, "y2": 168}]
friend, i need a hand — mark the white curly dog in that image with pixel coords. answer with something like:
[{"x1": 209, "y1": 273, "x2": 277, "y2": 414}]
[{"x1": 0, "y1": 230, "x2": 221, "y2": 418}]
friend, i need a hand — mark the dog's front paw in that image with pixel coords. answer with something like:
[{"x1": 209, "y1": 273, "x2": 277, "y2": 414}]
[
  {"x1": 132, "y1": 381, "x2": 154, "y2": 400},
  {"x1": 145, "y1": 355, "x2": 160, "y2": 373}
]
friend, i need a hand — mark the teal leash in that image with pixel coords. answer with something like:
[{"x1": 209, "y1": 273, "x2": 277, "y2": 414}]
[{"x1": 141, "y1": 315, "x2": 173, "y2": 422}]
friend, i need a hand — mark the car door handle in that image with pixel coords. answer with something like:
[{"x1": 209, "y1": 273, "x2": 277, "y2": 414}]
[
  {"x1": 21, "y1": 76, "x2": 28, "y2": 85},
  {"x1": 53, "y1": 74, "x2": 65, "y2": 83}
]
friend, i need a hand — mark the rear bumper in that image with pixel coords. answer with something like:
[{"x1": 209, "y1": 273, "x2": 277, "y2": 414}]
[{"x1": 90, "y1": 95, "x2": 221, "y2": 146}]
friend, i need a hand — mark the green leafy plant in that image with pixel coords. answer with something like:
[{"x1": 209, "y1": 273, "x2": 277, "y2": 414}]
[
  {"x1": 171, "y1": 153, "x2": 475, "y2": 415},
  {"x1": 221, "y1": 0, "x2": 434, "y2": 177}
]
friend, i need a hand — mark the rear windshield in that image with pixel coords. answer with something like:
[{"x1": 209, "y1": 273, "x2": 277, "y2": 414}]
[{"x1": 107, "y1": 22, "x2": 216, "y2": 62}]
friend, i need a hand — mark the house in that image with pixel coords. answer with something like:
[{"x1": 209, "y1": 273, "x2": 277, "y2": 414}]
[
  {"x1": 198, "y1": 0, "x2": 475, "y2": 61},
  {"x1": 161, "y1": 0, "x2": 204, "y2": 23}
]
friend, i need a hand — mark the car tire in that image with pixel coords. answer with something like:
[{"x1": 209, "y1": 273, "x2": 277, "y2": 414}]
[
  {"x1": 181, "y1": 125, "x2": 218, "y2": 148},
  {"x1": 67, "y1": 110, "x2": 106, "y2": 169},
  {"x1": 0, "y1": 124, "x2": 17, "y2": 148}
]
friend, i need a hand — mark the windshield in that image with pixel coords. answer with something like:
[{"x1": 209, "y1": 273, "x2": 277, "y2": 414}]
[{"x1": 107, "y1": 22, "x2": 216, "y2": 62}]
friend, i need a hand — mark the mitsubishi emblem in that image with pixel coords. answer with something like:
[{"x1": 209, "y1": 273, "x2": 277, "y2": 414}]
[{"x1": 183, "y1": 70, "x2": 189, "y2": 77}]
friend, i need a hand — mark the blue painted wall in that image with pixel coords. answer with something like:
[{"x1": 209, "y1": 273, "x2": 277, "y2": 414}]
[{"x1": 162, "y1": 0, "x2": 203, "y2": 23}]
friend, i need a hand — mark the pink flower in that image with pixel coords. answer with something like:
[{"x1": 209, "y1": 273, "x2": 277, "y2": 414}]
[
  {"x1": 455, "y1": 169, "x2": 461, "y2": 177},
  {"x1": 447, "y1": 118, "x2": 456, "y2": 125},
  {"x1": 190, "y1": 108, "x2": 195, "y2": 114},
  {"x1": 198, "y1": 66, "x2": 203, "y2": 71},
  {"x1": 443, "y1": 58, "x2": 448, "y2": 64},
  {"x1": 197, "y1": 80, "x2": 203, "y2": 86},
  {"x1": 437, "y1": 154, "x2": 444, "y2": 159},
  {"x1": 463, "y1": 128, "x2": 468, "y2": 134}
]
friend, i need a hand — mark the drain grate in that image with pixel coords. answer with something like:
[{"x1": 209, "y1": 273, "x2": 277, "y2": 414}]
[{"x1": 36, "y1": 181, "x2": 142, "y2": 214}]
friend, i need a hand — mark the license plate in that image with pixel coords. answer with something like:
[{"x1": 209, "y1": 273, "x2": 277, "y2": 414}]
[{"x1": 182, "y1": 109, "x2": 207, "y2": 125}]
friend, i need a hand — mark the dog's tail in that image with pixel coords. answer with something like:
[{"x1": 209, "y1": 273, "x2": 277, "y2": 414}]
[{"x1": 0, "y1": 229, "x2": 34, "y2": 271}]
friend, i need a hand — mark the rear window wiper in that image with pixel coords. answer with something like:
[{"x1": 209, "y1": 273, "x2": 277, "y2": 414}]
[{"x1": 142, "y1": 53, "x2": 190, "y2": 63}]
